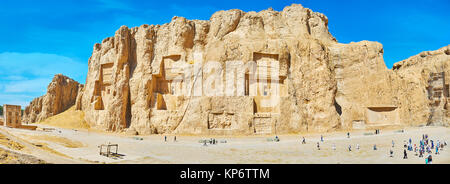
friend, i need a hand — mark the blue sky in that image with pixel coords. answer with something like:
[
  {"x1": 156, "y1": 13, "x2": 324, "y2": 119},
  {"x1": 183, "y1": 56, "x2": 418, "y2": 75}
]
[{"x1": 0, "y1": 0, "x2": 449, "y2": 107}]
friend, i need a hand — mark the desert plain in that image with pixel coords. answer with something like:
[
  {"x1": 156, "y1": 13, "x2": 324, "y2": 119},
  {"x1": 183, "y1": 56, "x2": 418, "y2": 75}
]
[{"x1": 1, "y1": 121, "x2": 448, "y2": 164}]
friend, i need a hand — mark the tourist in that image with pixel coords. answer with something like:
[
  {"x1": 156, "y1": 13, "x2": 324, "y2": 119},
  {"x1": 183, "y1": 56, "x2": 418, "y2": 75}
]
[
  {"x1": 403, "y1": 149, "x2": 407, "y2": 159},
  {"x1": 348, "y1": 145, "x2": 352, "y2": 151},
  {"x1": 302, "y1": 137, "x2": 306, "y2": 144},
  {"x1": 392, "y1": 140, "x2": 395, "y2": 148},
  {"x1": 321, "y1": 135, "x2": 323, "y2": 142},
  {"x1": 373, "y1": 144, "x2": 377, "y2": 150},
  {"x1": 174, "y1": 136, "x2": 177, "y2": 142},
  {"x1": 390, "y1": 149, "x2": 394, "y2": 157},
  {"x1": 436, "y1": 145, "x2": 439, "y2": 154},
  {"x1": 317, "y1": 142, "x2": 320, "y2": 150},
  {"x1": 164, "y1": 136, "x2": 167, "y2": 142},
  {"x1": 356, "y1": 144, "x2": 360, "y2": 150},
  {"x1": 347, "y1": 132, "x2": 350, "y2": 138},
  {"x1": 427, "y1": 154, "x2": 433, "y2": 164}
]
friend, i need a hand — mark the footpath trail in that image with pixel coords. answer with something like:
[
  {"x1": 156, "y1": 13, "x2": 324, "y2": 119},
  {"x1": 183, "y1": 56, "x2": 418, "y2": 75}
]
[{"x1": 0, "y1": 127, "x2": 89, "y2": 164}]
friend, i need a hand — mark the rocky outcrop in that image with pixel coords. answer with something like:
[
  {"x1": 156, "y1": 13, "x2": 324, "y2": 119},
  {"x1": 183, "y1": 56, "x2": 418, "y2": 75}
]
[
  {"x1": 23, "y1": 74, "x2": 82, "y2": 123},
  {"x1": 75, "y1": 3, "x2": 449, "y2": 135},
  {"x1": 392, "y1": 45, "x2": 450, "y2": 126}
]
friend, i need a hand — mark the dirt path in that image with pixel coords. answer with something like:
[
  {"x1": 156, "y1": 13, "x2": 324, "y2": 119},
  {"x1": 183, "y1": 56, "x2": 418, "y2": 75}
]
[
  {"x1": 0, "y1": 127, "x2": 89, "y2": 164},
  {"x1": 2, "y1": 124, "x2": 449, "y2": 164}
]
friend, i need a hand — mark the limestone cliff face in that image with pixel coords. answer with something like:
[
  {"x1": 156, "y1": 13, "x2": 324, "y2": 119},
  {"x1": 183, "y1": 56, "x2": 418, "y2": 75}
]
[
  {"x1": 76, "y1": 4, "x2": 449, "y2": 135},
  {"x1": 392, "y1": 45, "x2": 450, "y2": 126},
  {"x1": 23, "y1": 74, "x2": 83, "y2": 123}
]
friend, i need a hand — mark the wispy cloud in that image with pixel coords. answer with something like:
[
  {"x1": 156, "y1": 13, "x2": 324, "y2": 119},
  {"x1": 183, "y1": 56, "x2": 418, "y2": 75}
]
[
  {"x1": 0, "y1": 52, "x2": 87, "y2": 107},
  {"x1": 0, "y1": 94, "x2": 36, "y2": 107},
  {"x1": 3, "y1": 78, "x2": 50, "y2": 93}
]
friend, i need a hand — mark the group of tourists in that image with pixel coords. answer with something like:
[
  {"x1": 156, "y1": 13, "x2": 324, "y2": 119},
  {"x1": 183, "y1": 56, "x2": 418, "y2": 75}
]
[
  {"x1": 375, "y1": 129, "x2": 381, "y2": 135},
  {"x1": 299, "y1": 131, "x2": 448, "y2": 164},
  {"x1": 392, "y1": 134, "x2": 448, "y2": 164},
  {"x1": 202, "y1": 138, "x2": 218, "y2": 146},
  {"x1": 164, "y1": 135, "x2": 177, "y2": 142}
]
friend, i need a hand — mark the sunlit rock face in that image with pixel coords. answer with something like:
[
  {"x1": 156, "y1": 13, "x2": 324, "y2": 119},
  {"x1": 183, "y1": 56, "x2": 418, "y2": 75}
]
[
  {"x1": 23, "y1": 74, "x2": 82, "y2": 124},
  {"x1": 73, "y1": 4, "x2": 449, "y2": 135}
]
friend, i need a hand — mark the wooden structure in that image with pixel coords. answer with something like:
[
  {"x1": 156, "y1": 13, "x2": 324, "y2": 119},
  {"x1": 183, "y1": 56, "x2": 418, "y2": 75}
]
[{"x1": 99, "y1": 143, "x2": 119, "y2": 157}]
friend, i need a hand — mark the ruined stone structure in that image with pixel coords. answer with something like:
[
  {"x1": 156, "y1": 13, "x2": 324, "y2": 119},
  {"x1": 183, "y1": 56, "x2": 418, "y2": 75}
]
[
  {"x1": 24, "y1": 4, "x2": 450, "y2": 135},
  {"x1": 3, "y1": 104, "x2": 38, "y2": 130},
  {"x1": 3, "y1": 104, "x2": 22, "y2": 128},
  {"x1": 23, "y1": 74, "x2": 83, "y2": 124}
]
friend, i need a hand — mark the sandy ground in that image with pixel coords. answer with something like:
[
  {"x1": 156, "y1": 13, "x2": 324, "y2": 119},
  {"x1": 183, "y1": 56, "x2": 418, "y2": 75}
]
[{"x1": 0, "y1": 125, "x2": 449, "y2": 164}]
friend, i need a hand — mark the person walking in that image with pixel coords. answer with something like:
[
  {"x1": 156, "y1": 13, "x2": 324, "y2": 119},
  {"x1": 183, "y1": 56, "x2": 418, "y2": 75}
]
[
  {"x1": 164, "y1": 135, "x2": 167, "y2": 142},
  {"x1": 403, "y1": 149, "x2": 408, "y2": 159},
  {"x1": 392, "y1": 140, "x2": 395, "y2": 148},
  {"x1": 321, "y1": 135, "x2": 323, "y2": 142},
  {"x1": 317, "y1": 142, "x2": 320, "y2": 150},
  {"x1": 302, "y1": 137, "x2": 306, "y2": 144},
  {"x1": 431, "y1": 140, "x2": 434, "y2": 149},
  {"x1": 174, "y1": 136, "x2": 177, "y2": 142},
  {"x1": 414, "y1": 144, "x2": 418, "y2": 155}
]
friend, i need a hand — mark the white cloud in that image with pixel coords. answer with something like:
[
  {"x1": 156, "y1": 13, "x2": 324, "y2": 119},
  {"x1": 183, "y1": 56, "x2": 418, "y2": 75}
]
[
  {"x1": 0, "y1": 94, "x2": 35, "y2": 107},
  {"x1": 0, "y1": 52, "x2": 87, "y2": 107},
  {"x1": 3, "y1": 78, "x2": 50, "y2": 93}
]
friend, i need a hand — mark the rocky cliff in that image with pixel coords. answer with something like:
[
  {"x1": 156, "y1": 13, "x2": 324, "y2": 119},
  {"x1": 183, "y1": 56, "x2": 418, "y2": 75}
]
[
  {"x1": 73, "y1": 4, "x2": 449, "y2": 135},
  {"x1": 23, "y1": 74, "x2": 83, "y2": 123}
]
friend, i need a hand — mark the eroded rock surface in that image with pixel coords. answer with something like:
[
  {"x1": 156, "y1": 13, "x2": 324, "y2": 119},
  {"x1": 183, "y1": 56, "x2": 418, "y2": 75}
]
[
  {"x1": 67, "y1": 4, "x2": 449, "y2": 135},
  {"x1": 23, "y1": 74, "x2": 83, "y2": 123}
]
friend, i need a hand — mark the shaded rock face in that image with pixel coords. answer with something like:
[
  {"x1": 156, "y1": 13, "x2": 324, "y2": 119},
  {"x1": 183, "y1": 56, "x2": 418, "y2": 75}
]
[
  {"x1": 330, "y1": 43, "x2": 449, "y2": 130},
  {"x1": 392, "y1": 46, "x2": 450, "y2": 127},
  {"x1": 76, "y1": 4, "x2": 449, "y2": 135},
  {"x1": 23, "y1": 74, "x2": 83, "y2": 123}
]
